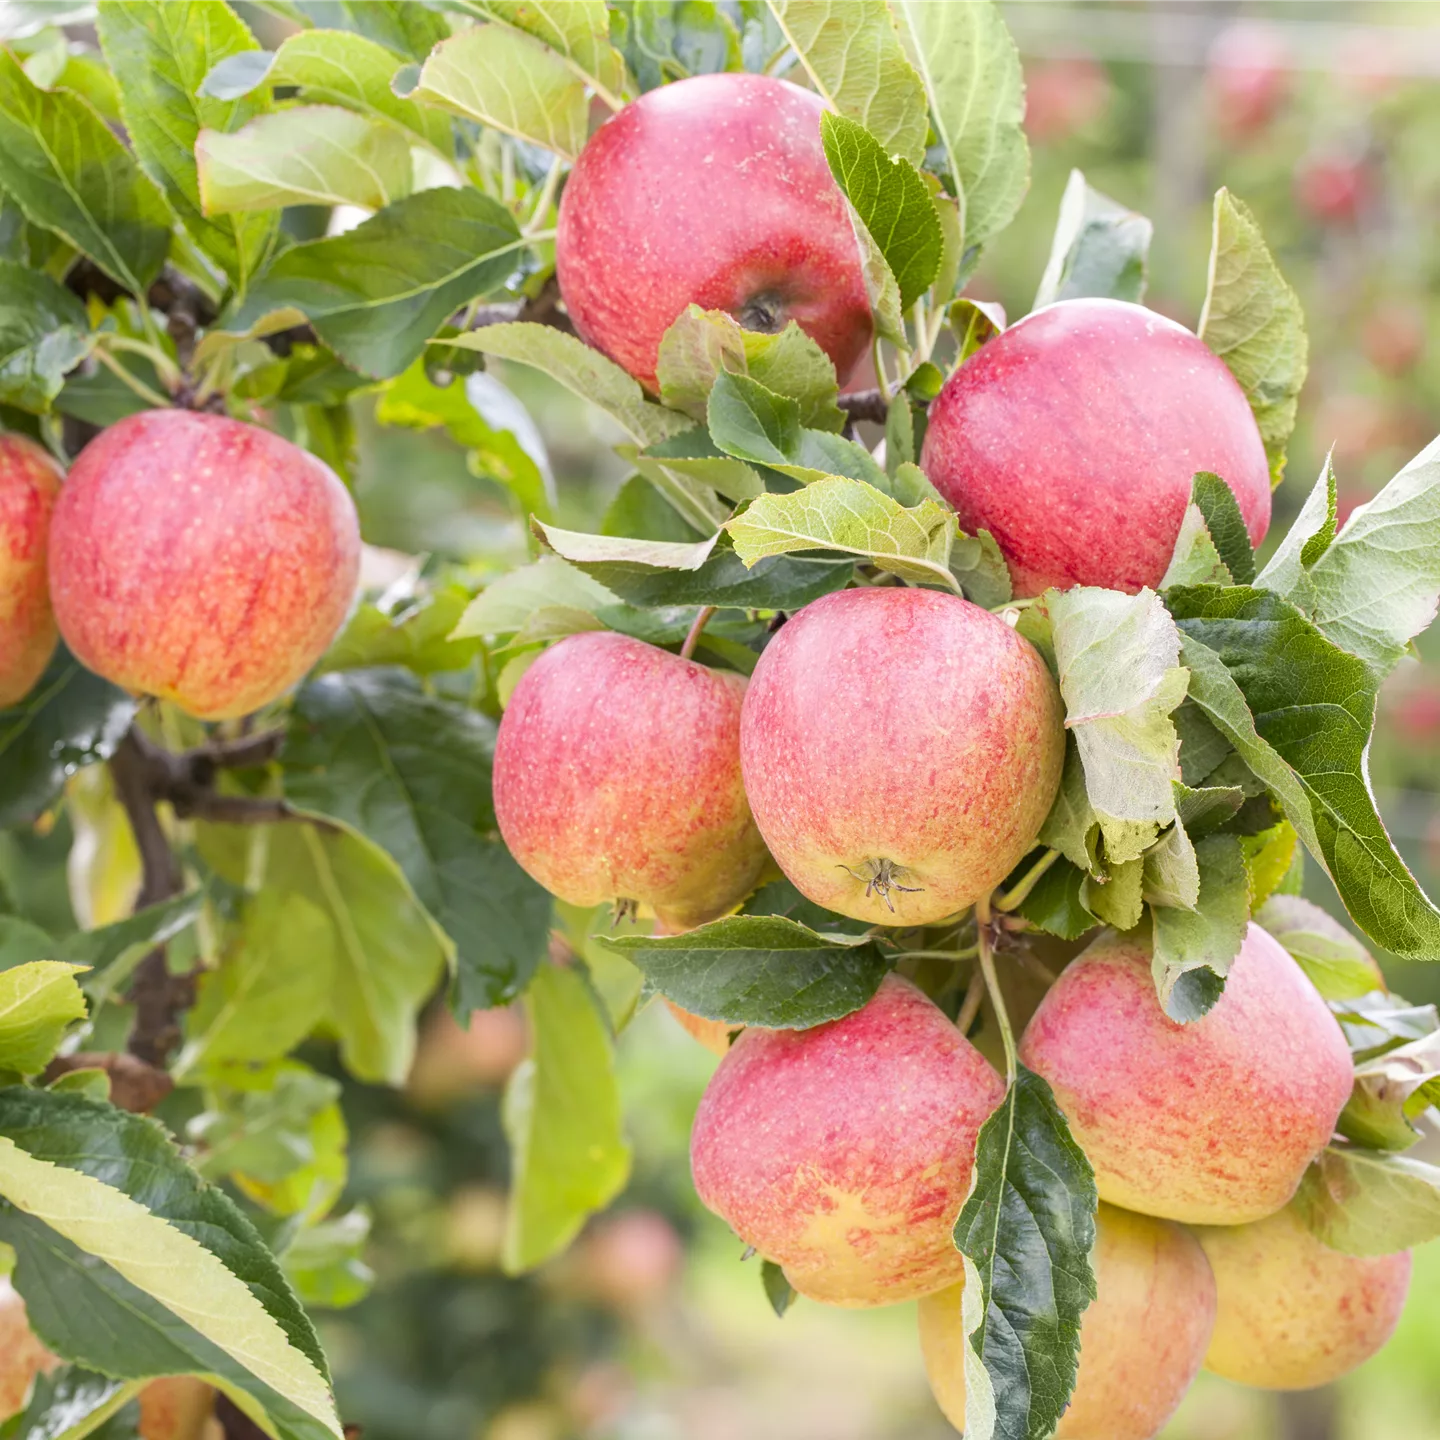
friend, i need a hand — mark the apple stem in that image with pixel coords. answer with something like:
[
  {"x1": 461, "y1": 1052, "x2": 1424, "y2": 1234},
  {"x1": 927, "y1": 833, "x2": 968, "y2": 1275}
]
[
  {"x1": 955, "y1": 965, "x2": 986, "y2": 1038},
  {"x1": 525, "y1": 157, "x2": 565, "y2": 237},
  {"x1": 975, "y1": 896, "x2": 1017, "y2": 1083},
  {"x1": 680, "y1": 605, "x2": 717, "y2": 661},
  {"x1": 992, "y1": 848, "x2": 1062, "y2": 913}
]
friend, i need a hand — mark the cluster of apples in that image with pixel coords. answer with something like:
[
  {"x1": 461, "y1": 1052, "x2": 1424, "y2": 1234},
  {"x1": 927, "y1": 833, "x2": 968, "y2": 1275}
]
[{"x1": 492, "y1": 72, "x2": 1406, "y2": 1440}]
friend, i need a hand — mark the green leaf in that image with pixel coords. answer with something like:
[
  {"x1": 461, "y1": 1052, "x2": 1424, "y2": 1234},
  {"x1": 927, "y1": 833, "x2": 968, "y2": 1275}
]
[
  {"x1": 762, "y1": 1258, "x2": 796, "y2": 1317},
  {"x1": 1150, "y1": 834, "x2": 1250, "y2": 1022},
  {"x1": 451, "y1": 555, "x2": 617, "y2": 639},
  {"x1": 1033, "y1": 168, "x2": 1150, "y2": 310},
  {"x1": 1, "y1": 1365, "x2": 140, "y2": 1440},
  {"x1": 850, "y1": 208, "x2": 906, "y2": 346},
  {"x1": 0, "y1": 1088, "x2": 339, "y2": 1440},
  {"x1": 197, "y1": 105, "x2": 412, "y2": 212},
  {"x1": 597, "y1": 914, "x2": 892, "y2": 1028},
  {"x1": 1338, "y1": 1031, "x2": 1440, "y2": 1151},
  {"x1": 1192, "y1": 470, "x2": 1256, "y2": 585},
  {"x1": 953, "y1": 1066, "x2": 1097, "y2": 1440},
  {"x1": 1169, "y1": 585, "x2": 1440, "y2": 964},
  {"x1": 281, "y1": 1208, "x2": 373, "y2": 1311},
  {"x1": 1037, "y1": 740, "x2": 1100, "y2": 876},
  {"x1": 891, "y1": 0, "x2": 1028, "y2": 253},
  {"x1": 1294, "y1": 1146, "x2": 1440, "y2": 1257},
  {"x1": 95, "y1": 0, "x2": 276, "y2": 292},
  {"x1": 481, "y1": 0, "x2": 627, "y2": 105},
  {"x1": 767, "y1": 0, "x2": 927, "y2": 164},
  {"x1": 0, "y1": 648, "x2": 135, "y2": 829},
  {"x1": 1084, "y1": 856, "x2": 1143, "y2": 932},
  {"x1": 503, "y1": 963, "x2": 631, "y2": 1273},
  {"x1": 726, "y1": 474, "x2": 961, "y2": 591},
  {"x1": 949, "y1": 296, "x2": 1005, "y2": 362},
  {"x1": 318, "y1": 583, "x2": 482, "y2": 676},
  {"x1": 231, "y1": 188, "x2": 526, "y2": 378},
  {"x1": 281, "y1": 667, "x2": 554, "y2": 1011},
  {"x1": 1159, "y1": 502, "x2": 1232, "y2": 590},
  {"x1": 1254, "y1": 894, "x2": 1382, "y2": 1001},
  {"x1": 948, "y1": 527, "x2": 1012, "y2": 609},
  {"x1": 0, "y1": 261, "x2": 89, "y2": 412},
  {"x1": 1332, "y1": 992, "x2": 1438, "y2": 1059},
  {"x1": 611, "y1": 0, "x2": 742, "y2": 90},
  {"x1": 269, "y1": 27, "x2": 455, "y2": 156},
  {"x1": 287, "y1": 0, "x2": 449, "y2": 61},
  {"x1": 1012, "y1": 858, "x2": 1097, "y2": 941},
  {"x1": 820, "y1": 112, "x2": 941, "y2": 312},
  {"x1": 0, "y1": 49, "x2": 171, "y2": 295},
  {"x1": 1046, "y1": 587, "x2": 1187, "y2": 864},
  {"x1": 0, "y1": 963, "x2": 86, "y2": 1076},
  {"x1": 415, "y1": 23, "x2": 589, "y2": 158},
  {"x1": 1197, "y1": 188, "x2": 1308, "y2": 488}
]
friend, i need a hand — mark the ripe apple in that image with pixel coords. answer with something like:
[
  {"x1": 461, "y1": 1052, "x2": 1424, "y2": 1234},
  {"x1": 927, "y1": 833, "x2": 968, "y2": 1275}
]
[
  {"x1": 1363, "y1": 303, "x2": 1424, "y2": 377},
  {"x1": 739, "y1": 587, "x2": 1064, "y2": 926},
  {"x1": 1207, "y1": 21, "x2": 1289, "y2": 140},
  {"x1": 690, "y1": 973, "x2": 1005, "y2": 1306},
  {"x1": 1295, "y1": 154, "x2": 1371, "y2": 226},
  {"x1": 666, "y1": 1000, "x2": 735, "y2": 1056},
  {"x1": 556, "y1": 72, "x2": 872, "y2": 392},
  {"x1": 920, "y1": 299, "x2": 1272, "y2": 596},
  {"x1": 1024, "y1": 59, "x2": 1112, "y2": 144},
  {"x1": 0, "y1": 433, "x2": 62, "y2": 707},
  {"x1": 573, "y1": 1209, "x2": 684, "y2": 1312},
  {"x1": 1019, "y1": 924, "x2": 1353, "y2": 1224},
  {"x1": 47, "y1": 409, "x2": 360, "y2": 720},
  {"x1": 407, "y1": 1003, "x2": 529, "y2": 1106},
  {"x1": 494, "y1": 631, "x2": 769, "y2": 930},
  {"x1": 0, "y1": 1277, "x2": 55, "y2": 1419},
  {"x1": 1195, "y1": 1202, "x2": 1411, "y2": 1389},
  {"x1": 138, "y1": 1377, "x2": 218, "y2": 1440},
  {"x1": 919, "y1": 1203, "x2": 1216, "y2": 1438}
]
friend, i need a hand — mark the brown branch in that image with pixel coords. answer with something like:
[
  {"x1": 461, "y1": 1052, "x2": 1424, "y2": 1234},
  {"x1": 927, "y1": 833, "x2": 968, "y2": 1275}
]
[
  {"x1": 837, "y1": 389, "x2": 890, "y2": 425},
  {"x1": 42, "y1": 1053, "x2": 174, "y2": 1113}
]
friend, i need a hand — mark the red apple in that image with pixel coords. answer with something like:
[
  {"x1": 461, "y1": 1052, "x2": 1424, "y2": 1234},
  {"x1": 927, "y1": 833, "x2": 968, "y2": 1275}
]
[
  {"x1": 1019, "y1": 924, "x2": 1354, "y2": 1224},
  {"x1": 574, "y1": 1209, "x2": 684, "y2": 1312},
  {"x1": 739, "y1": 587, "x2": 1064, "y2": 926},
  {"x1": 1363, "y1": 304, "x2": 1424, "y2": 377},
  {"x1": 556, "y1": 73, "x2": 872, "y2": 392},
  {"x1": 0, "y1": 1277, "x2": 56, "y2": 1420},
  {"x1": 1024, "y1": 58, "x2": 1112, "y2": 144},
  {"x1": 1295, "y1": 154, "x2": 1371, "y2": 227},
  {"x1": 920, "y1": 299, "x2": 1272, "y2": 596},
  {"x1": 690, "y1": 973, "x2": 1004, "y2": 1306},
  {"x1": 0, "y1": 433, "x2": 62, "y2": 707},
  {"x1": 1207, "y1": 21, "x2": 1289, "y2": 140},
  {"x1": 494, "y1": 631, "x2": 769, "y2": 930},
  {"x1": 1195, "y1": 1202, "x2": 1411, "y2": 1389},
  {"x1": 48, "y1": 410, "x2": 360, "y2": 720}
]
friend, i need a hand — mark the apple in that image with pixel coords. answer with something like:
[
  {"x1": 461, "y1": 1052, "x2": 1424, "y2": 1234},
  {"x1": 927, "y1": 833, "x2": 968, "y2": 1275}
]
[
  {"x1": 494, "y1": 631, "x2": 769, "y2": 930},
  {"x1": 556, "y1": 72, "x2": 873, "y2": 392},
  {"x1": 1195, "y1": 1201, "x2": 1411, "y2": 1389},
  {"x1": 1295, "y1": 154, "x2": 1371, "y2": 226},
  {"x1": 138, "y1": 1377, "x2": 218, "y2": 1440},
  {"x1": 919, "y1": 1203, "x2": 1216, "y2": 1438},
  {"x1": 666, "y1": 1000, "x2": 735, "y2": 1056},
  {"x1": 690, "y1": 973, "x2": 1005, "y2": 1307},
  {"x1": 0, "y1": 433, "x2": 62, "y2": 707},
  {"x1": 920, "y1": 299, "x2": 1272, "y2": 596},
  {"x1": 1363, "y1": 303, "x2": 1425, "y2": 377},
  {"x1": 1024, "y1": 58, "x2": 1112, "y2": 144},
  {"x1": 0, "y1": 1277, "x2": 55, "y2": 1419},
  {"x1": 407, "y1": 1003, "x2": 529, "y2": 1106},
  {"x1": 574, "y1": 1209, "x2": 684, "y2": 1312},
  {"x1": 1207, "y1": 21, "x2": 1289, "y2": 140},
  {"x1": 739, "y1": 587, "x2": 1064, "y2": 926},
  {"x1": 47, "y1": 409, "x2": 360, "y2": 720},
  {"x1": 1020, "y1": 924, "x2": 1354, "y2": 1224}
]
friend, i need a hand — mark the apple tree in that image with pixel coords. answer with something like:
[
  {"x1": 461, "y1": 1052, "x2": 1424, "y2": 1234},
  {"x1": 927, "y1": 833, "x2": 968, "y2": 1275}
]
[{"x1": 2, "y1": 2, "x2": 1440, "y2": 1438}]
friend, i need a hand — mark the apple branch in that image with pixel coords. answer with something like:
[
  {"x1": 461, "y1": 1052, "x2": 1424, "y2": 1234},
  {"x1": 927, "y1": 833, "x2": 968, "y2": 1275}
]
[{"x1": 975, "y1": 897, "x2": 1018, "y2": 1083}]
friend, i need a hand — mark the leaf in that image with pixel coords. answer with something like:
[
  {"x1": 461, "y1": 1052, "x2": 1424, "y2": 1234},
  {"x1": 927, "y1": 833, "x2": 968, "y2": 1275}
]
[
  {"x1": 281, "y1": 1208, "x2": 373, "y2": 1311},
  {"x1": 199, "y1": 49, "x2": 280, "y2": 100},
  {"x1": 1198, "y1": 188, "x2": 1308, "y2": 487},
  {"x1": 1169, "y1": 585, "x2": 1440, "y2": 964},
  {"x1": 597, "y1": 914, "x2": 892, "y2": 1028},
  {"x1": 1255, "y1": 452, "x2": 1336, "y2": 599},
  {"x1": 949, "y1": 296, "x2": 1005, "y2": 362},
  {"x1": 444, "y1": 322, "x2": 694, "y2": 450},
  {"x1": 1084, "y1": 856, "x2": 1142, "y2": 932},
  {"x1": 281, "y1": 667, "x2": 554, "y2": 1011},
  {"x1": 197, "y1": 105, "x2": 412, "y2": 212},
  {"x1": 0, "y1": 261, "x2": 89, "y2": 412},
  {"x1": 503, "y1": 963, "x2": 631, "y2": 1273},
  {"x1": 231, "y1": 188, "x2": 526, "y2": 379},
  {"x1": 762, "y1": 1259, "x2": 796, "y2": 1317},
  {"x1": 287, "y1": 0, "x2": 449, "y2": 61},
  {"x1": 1192, "y1": 470, "x2": 1256, "y2": 585},
  {"x1": 1294, "y1": 1146, "x2": 1440, "y2": 1257},
  {"x1": 820, "y1": 112, "x2": 941, "y2": 311},
  {"x1": 415, "y1": 23, "x2": 588, "y2": 158},
  {"x1": 849, "y1": 207, "x2": 906, "y2": 346},
  {"x1": 1037, "y1": 740, "x2": 1100, "y2": 876},
  {"x1": 1159, "y1": 502, "x2": 1232, "y2": 590},
  {"x1": 953, "y1": 1066, "x2": 1097, "y2": 1440},
  {"x1": 767, "y1": 0, "x2": 927, "y2": 165},
  {"x1": 1046, "y1": 587, "x2": 1187, "y2": 864},
  {"x1": 451, "y1": 555, "x2": 617, "y2": 639},
  {"x1": 95, "y1": 0, "x2": 276, "y2": 291},
  {"x1": 481, "y1": 0, "x2": 627, "y2": 105},
  {"x1": 1254, "y1": 894, "x2": 1382, "y2": 1001},
  {"x1": 0, "y1": 648, "x2": 135, "y2": 829},
  {"x1": 0, "y1": 49, "x2": 171, "y2": 295},
  {"x1": 1339, "y1": 1032, "x2": 1440, "y2": 1151},
  {"x1": 1332, "y1": 991, "x2": 1439, "y2": 1059},
  {"x1": 611, "y1": 0, "x2": 742, "y2": 90},
  {"x1": 0, "y1": 1088, "x2": 339, "y2": 1440},
  {"x1": 1, "y1": 1366, "x2": 140, "y2": 1440},
  {"x1": 318, "y1": 584, "x2": 482, "y2": 676},
  {"x1": 1033, "y1": 169, "x2": 1151, "y2": 311},
  {"x1": 1013, "y1": 858, "x2": 1097, "y2": 941},
  {"x1": 0, "y1": 963, "x2": 86, "y2": 1076},
  {"x1": 949, "y1": 527, "x2": 1013, "y2": 609},
  {"x1": 891, "y1": 0, "x2": 1028, "y2": 253},
  {"x1": 1150, "y1": 834, "x2": 1250, "y2": 1022}
]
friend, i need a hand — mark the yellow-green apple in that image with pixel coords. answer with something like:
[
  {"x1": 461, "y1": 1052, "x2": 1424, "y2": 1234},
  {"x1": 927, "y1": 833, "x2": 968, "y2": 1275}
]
[
  {"x1": 666, "y1": 1000, "x2": 735, "y2": 1056},
  {"x1": 138, "y1": 1377, "x2": 218, "y2": 1439},
  {"x1": 1195, "y1": 1201, "x2": 1411, "y2": 1388},
  {"x1": 919, "y1": 1204, "x2": 1216, "y2": 1438},
  {"x1": 47, "y1": 409, "x2": 360, "y2": 720},
  {"x1": 689, "y1": 973, "x2": 1004, "y2": 1306},
  {"x1": 919, "y1": 298, "x2": 1271, "y2": 596},
  {"x1": 0, "y1": 433, "x2": 62, "y2": 707},
  {"x1": 556, "y1": 72, "x2": 872, "y2": 392},
  {"x1": 739, "y1": 587, "x2": 1064, "y2": 926},
  {"x1": 1020, "y1": 924, "x2": 1353, "y2": 1224},
  {"x1": 0, "y1": 1277, "x2": 55, "y2": 1418},
  {"x1": 495, "y1": 631, "x2": 768, "y2": 929}
]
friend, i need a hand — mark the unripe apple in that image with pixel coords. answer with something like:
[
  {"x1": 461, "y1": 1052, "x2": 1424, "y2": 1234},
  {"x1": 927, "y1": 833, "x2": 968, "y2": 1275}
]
[
  {"x1": 0, "y1": 1277, "x2": 55, "y2": 1419},
  {"x1": 0, "y1": 433, "x2": 62, "y2": 707},
  {"x1": 740, "y1": 587, "x2": 1064, "y2": 926},
  {"x1": 494, "y1": 631, "x2": 769, "y2": 930},
  {"x1": 666, "y1": 1000, "x2": 735, "y2": 1056},
  {"x1": 48, "y1": 410, "x2": 360, "y2": 720},
  {"x1": 920, "y1": 299, "x2": 1271, "y2": 596},
  {"x1": 690, "y1": 973, "x2": 1005, "y2": 1306},
  {"x1": 1195, "y1": 1202, "x2": 1411, "y2": 1389},
  {"x1": 1019, "y1": 924, "x2": 1353, "y2": 1224},
  {"x1": 556, "y1": 72, "x2": 872, "y2": 392},
  {"x1": 919, "y1": 1204, "x2": 1215, "y2": 1438},
  {"x1": 138, "y1": 1376, "x2": 218, "y2": 1440}
]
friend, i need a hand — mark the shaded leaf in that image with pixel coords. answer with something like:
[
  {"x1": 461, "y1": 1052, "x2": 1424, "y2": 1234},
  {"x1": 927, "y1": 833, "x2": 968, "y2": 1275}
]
[
  {"x1": 1150, "y1": 834, "x2": 1249, "y2": 1022},
  {"x1": 1294, "y1": 1146, "x2": 1440, "y2": 1257},
  {"x1": 0, "y1": 261, "x2": 88, "y2": 412},
  {"x1": 1033, "y1": 169, "x2": 1150, "y2": 310},
  {"x1": 1255, "y1": 894, "x2": 1382, "y2": 1001}
]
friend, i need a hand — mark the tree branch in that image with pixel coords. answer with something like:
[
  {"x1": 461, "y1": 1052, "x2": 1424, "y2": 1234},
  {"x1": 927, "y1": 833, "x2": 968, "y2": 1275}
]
[{"x1": 837, "y1": 389, "x2": 890, "y2": 425}]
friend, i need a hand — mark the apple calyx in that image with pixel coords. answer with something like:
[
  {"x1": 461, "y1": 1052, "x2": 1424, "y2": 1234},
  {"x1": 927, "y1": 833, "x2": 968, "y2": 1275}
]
[
  {"x1": 839, "y1": 858, "x2": 925, "y2": 913},
  {"x1": 736, "y1": 293, "x2": 787, "y2": 334}
]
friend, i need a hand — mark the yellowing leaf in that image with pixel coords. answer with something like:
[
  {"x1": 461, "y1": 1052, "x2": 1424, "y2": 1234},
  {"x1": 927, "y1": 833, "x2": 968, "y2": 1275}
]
[{"x1": 0, "y1": 962, "x2": 87, "y2": 1076}]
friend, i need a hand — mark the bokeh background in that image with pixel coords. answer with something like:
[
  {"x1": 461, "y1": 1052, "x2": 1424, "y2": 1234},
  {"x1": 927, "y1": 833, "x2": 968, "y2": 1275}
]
[{"x1": 6, "y1": 3, "x2": 1440, "y2": 1438}]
